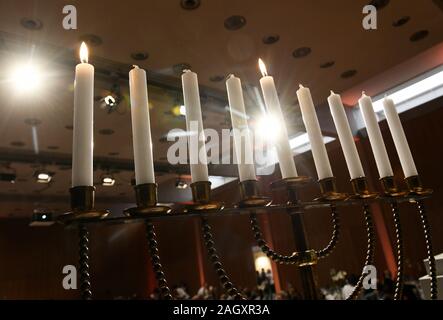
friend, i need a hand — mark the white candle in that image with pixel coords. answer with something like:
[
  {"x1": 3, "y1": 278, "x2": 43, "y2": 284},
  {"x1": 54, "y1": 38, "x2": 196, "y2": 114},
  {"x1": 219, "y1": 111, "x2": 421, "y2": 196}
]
[
  {"x1": 181, "y1": 70, "x2": 209, "y2": 183},
  {"x1": 358, "y1": 93, "x2": 393, "y2": 178},
  {"x1": 226, "y1": 74, "x2": 256, "y2": 182},
  {"x1": 258, "y1": 59, "x2": 298, "y2": 179},
  {"x1": 72, "y1": 42, "x2": 94, "y2": 187},
  {"x1": 328, "y1": 91, "x2": 365, "y2": 179},
  {"x1": 383, "y1": 97, "x2": 418, "y2": 178},
  {"x1": 129, "y1": 65, "x2": 155, "y2": 185},
  {"x1": 296, "y1": 85, "x2": 333, "y2": 180}
]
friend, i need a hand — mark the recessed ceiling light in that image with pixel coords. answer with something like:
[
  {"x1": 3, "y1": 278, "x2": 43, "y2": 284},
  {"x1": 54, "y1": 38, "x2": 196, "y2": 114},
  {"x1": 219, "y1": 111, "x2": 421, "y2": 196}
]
[
  {"x1": 180, "y1": 0, "x2": 200, "y2": 10},
  {"x1": 20, "y1": 18, "x2": 43, "y2": 30},
  {"x1": 175, "y1": 177, "x2": 188, "y2": 189},
  {"x1": 340, "y1": 69, "x2": 357, "y2": 79},
  {"x1": 173, "y1": 63, "x2": 192, "y2": 75},
  {"x1": 24, "y1": 118, "x2": 42, "y2": 126},
  {"x1": 262, "y1": 35, "x2": 280, "y2": 45},
  {"x1": 79, "y1": 34, "x2": 103, "y2": 47},
  {"x1": 35, "y1": 171, "x2": 53, "y2": 184},
  {"x1": 392, "y1": 16, "x2": 410, "y2": 27},
  {"x1": 101, "y1": 175, "x2": 115, "y2": 187},
  {"x1": 131, "y1": 52, "x2": 149, "y2": 61},
  {"x1": 99, "y1": 128, "x2": 115, "y2": 135},
  {"x1": 209, "y1": 75, "x2": 225, "y2": 82},
  {"x1": 103, "y1": 95, "x2": 117, "y2": 107},
  {"x1": 224, "y1": 15, "x2": 247, "y2": 31},
  {"x1": 410, "y1": 30, "x2": 429, "y2": 42},
  {"x1": 368, "y1": 0, "x2": 390, "y2": 10},
  {"x1": 292, "y1": 47, "x2": 311, "y2": 58},
  {"x1": 320, "y1": 61, "x2": 335, "y2": 69},
  {"x1": 10, "y1": 141, "x2": 25, "y2": 147}
]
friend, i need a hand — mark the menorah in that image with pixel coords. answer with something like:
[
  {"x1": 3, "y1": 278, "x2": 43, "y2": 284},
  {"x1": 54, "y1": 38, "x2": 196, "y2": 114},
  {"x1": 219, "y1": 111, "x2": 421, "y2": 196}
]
[
  {"x1": 58, "y1": 43, "x2": 438, "y2": 301},
  {"x1": 57, "y1": 173, "x2": 437, "y2": 301}
]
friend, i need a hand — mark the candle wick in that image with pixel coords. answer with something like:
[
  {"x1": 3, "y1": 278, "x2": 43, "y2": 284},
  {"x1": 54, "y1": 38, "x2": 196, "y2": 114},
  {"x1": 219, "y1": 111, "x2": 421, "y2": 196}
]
[
  {"x1": 227, "y1": 73, "x2": 234, "y2": 79},
  {"x1": 299, "y1": 84, "x2": 304, "y2": 89},
  {"x1": 330, "y1": 90, "x2": 335, "y2": 95},
  {"x1": 132, "y1": 65, "x2": 139, "y2": 69},
  {"x1": 183, "y1": 69, "x2": 191, "y2": 73}
]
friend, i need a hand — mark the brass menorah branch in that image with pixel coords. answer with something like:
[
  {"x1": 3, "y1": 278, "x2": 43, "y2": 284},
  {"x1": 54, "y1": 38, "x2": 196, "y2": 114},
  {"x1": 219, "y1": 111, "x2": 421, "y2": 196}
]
[{"x1": 57, "y1": 174, "x2": 437, "y2": 301}]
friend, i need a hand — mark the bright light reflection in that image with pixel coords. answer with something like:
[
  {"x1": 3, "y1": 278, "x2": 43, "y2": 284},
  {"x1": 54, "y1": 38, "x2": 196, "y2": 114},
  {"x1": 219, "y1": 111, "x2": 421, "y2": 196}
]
[
  {"x1": 254, "y1": 114, "x2": 281, "y2": 143},
  {"x1": 12, "y1": 63, "x2": 42, "y2": 92}
]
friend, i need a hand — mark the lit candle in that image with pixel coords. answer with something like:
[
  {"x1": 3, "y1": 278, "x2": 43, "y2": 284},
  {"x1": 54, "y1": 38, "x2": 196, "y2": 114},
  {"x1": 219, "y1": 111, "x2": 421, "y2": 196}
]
[
  {"x1": 181, "y1": 70, "x2": 209, "y2": 183},
  {"x1": 129, "y1": 65, "x2": 155, "y2": 185},
  {"x1": 72, "y1": 42, "x2": 94, "y2": 187},
  {"x1": 258, "y1": 59, "x2": 298, "y2": 179},
  {"x1": 328, "y1": 91, "x2": 365, "y2": 179},
  {"x1": 358, "y1": 93, "x2": 393, "y2": 178},
  {"x1": 383, "y1": 97, "x2": 417, "y2": 178},
  {"x1": 226, "y1": 74, "x2": 256, "y2": 182},
  {"x1": 296, "y1": 84, "x2": 333, "y2": 180}
]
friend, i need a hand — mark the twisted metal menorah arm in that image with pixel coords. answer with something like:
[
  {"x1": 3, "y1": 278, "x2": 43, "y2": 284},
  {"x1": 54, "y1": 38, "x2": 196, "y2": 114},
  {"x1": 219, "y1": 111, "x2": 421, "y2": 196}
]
[
  {"x1": 391, "y1": 202, "x2": 404, "y2": 300},
  {"x1": 346, "y1": 204, "x2": 375, "y2": 300},
  {"x1": 145, "y1": 221, "x2": 173, "y2": 300},
  {"x1": 417, "y1": 200, "x2": 438, "y2": 300},
  {"x1": 316, "y1": 205, "x2": 341, "y2": 259},
  {"x1": 250, "y1": 205, "x2": 340, "y2": 264},
  {"x1": 201, "y1": 217, "x2": 245, "y2": 300},
  {"x1": 78, "y1": 224, "x2": 92, "y2": 300}
]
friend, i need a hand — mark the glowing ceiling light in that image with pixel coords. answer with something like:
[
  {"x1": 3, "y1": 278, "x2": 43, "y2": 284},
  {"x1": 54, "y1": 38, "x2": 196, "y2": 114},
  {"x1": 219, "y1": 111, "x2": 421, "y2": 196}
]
[
  {"x1": 102, "y1": 176, "x2": 115, "y2": 186},
  {"x1": 12, "y1": 63, "x2": 42, "y2": 92},
  {"x1": 254, "y1": 114, "x2": 281, "y2": 143},
  {"x1": 371, "y1": 69, "x2": 443, "y2": 112},
  {"x1": 104, "y1": 95, "x2": 117, "y2": 107},
  {"x1": 35, "y1": 171, "x2": 52, "y2": 183}
]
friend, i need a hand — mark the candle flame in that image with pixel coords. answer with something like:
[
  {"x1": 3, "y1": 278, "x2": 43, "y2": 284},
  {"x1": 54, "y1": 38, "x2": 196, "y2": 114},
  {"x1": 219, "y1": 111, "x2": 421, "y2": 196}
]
[
  {"x1": 80, "y1": 42, "x2": 89, "y2": 63},
  {"x1": 258, "y1": 58, "x2": 268, "y2": 77}
]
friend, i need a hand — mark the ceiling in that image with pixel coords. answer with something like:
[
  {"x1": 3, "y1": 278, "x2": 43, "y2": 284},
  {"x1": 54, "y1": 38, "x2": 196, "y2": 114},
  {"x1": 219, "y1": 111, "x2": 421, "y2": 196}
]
[{"x1": 0, "y1": 0, "x2": 442, "y2": 217}]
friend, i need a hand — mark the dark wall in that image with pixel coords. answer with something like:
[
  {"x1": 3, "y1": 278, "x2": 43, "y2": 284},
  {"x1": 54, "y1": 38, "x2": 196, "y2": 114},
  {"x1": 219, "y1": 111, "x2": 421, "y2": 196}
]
[{"x1": 0, "y1": 98, "x2": 442, "y2": 299}]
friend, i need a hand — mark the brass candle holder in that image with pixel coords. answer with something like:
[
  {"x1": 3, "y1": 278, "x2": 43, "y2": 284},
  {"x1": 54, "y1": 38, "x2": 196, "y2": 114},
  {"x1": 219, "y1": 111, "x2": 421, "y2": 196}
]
[
  {"x1": 380, "y1": 176, "x2": 407, "y2": 198},
  {"x1": 58, "y1": 186, "x2": 110, "y2": 223},
  {"x1": 186, "y1": 181, "x2": 224, "y2": 212},
  {"x1": 270, "y1": 176, "x2": 312, "y2": 205},
  {"x1": 315, "y1": 177, "x2": 348, "y2": 202},
  {"x1": 237, "y1": 179, "x2": 272, "y2": 208},
  {"x1": 124, "y1": 183, "x2": 172, "y2": 217},
  {"x1": 405, "y1": 175, "x2": 433, "y2": 196},
  {"x1": 349, "y1": 177, "x2": 378, "y2": 200}
]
